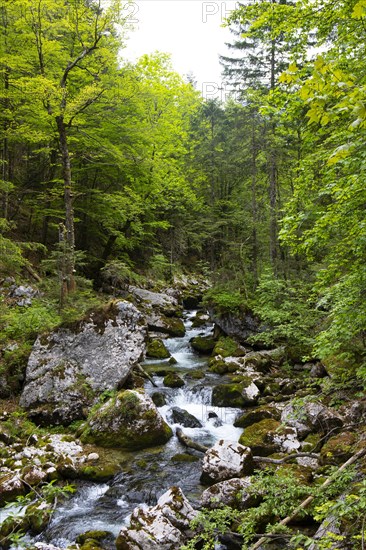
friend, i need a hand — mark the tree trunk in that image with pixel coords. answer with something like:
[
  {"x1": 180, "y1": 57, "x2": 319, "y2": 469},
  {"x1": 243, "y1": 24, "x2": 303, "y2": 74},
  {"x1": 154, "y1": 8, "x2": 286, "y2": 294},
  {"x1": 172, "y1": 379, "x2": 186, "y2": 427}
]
[
  {"x1": 251, "y1": 114, "x2": 259, "y2": 287},
  {"x1": 56, "y1": 115, "x2": 76, "y2": 294},
  {"x1": 269, "y1": 37, "x2": 278, "y2": 271}
]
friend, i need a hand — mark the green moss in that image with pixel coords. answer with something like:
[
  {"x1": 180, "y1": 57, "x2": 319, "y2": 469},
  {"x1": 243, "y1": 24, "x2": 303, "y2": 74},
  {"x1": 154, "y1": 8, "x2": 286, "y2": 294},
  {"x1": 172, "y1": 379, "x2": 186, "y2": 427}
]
[
  {"x1": 212, "y1": 378, "x2": 256, "y2": 407},
  {"x1": 171, "y1": 453, "x2": 199, "y2": 463},
  {"x1": 238, "y1": 419, "x2": 282, "y2": 456},
  {"x1": 213, "y1": 337, "x2": 244, "y2": 358},
  {"x1": 76, "y1": 530, "x2": 109, "y2": 545},
  {"x1": 80, "y1": 390, "x2": 173, "y2": 450},
  {"x1": 185, "y1": 370, "x2": 205, "y2": 380},
  {"x1": 234, "y1": 406, "x2": 280, "y2": 428},
  {"x1": 163, "y1": 372, "x2": 185, "y2": 388},
  {"x1": 146, "y1": 339, "x2": 170, "y2": 359},
  {"x1": 163, "y1": 316, "x2": 185, "y2": 337},
  {"x1": 320, "y1": 432, "x2": 357, "y2": 465},
  {"x1": 302, "y1": 433, "x2": 321, "y2": 453}
]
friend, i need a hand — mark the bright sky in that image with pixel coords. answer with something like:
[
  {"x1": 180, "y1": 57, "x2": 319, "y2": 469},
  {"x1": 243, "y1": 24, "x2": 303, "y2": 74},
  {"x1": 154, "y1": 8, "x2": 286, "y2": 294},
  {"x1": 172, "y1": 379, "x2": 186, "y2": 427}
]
[{"x1": 121, "y1": 0, "x2": 237, "y2": 99}]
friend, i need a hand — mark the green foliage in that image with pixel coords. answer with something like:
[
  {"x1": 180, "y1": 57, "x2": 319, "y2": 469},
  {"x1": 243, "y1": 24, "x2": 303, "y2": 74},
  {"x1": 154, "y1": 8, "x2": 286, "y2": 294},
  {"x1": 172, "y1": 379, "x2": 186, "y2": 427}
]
[
  {"x1": 100, "y1": 260, "x2": 144, "y2": 290},
  {"x1": 203, "y1": 285, "x2": 247, "y2": 314},
  {"x1": 0, "y1": 301, "x2": 61, "y2": 342},
  {"x1": 249, "y1": 270, "x2": 323, "y2": 359}
]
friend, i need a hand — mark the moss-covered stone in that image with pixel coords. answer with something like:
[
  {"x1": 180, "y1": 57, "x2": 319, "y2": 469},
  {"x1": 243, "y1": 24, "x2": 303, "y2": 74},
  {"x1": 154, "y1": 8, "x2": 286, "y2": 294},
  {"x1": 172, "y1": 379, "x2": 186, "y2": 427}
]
[
  {"x1": 238, "y1": 419, "x2": 282, "y2": 456},
  {"x1": 208, "y1": 357, "x2": 228, "y2": 375},
  {"x1": 151, "y1": 392, "x2": 166, "y2": 407},
  {"x1": 213, "y1": 337, "x2": 245, "y2": 358},
  {"x1": 162, "y1": 316, "x2": 185, "y2": 337},
  {"x1": 171, "y1": 453, "x2": 199, "y2": 463},
  {"x1": 208, "y1": 357, "x2": 238, "y2": 375},
  {"x1": 212, "y1": 378, "x2": 259, "y2": 407},
  {"x1": 234, "y1": 405, "x2": 280, "y2": 428},
  {"x1": 190, "y1": 336, "x2": 216, "y2": 354},
  {"x1": 320, "y1": 432, "x2": 357, "y2": 466},
  {"x1": 76, "y1": 530, "x2": 110, "y2": 545},
  {"x1": 146, "y1": 339, "x2": 170, "y2": 359},
  {"x1": 80, "y1": 390, "x2": 173, "y2": 450},
  {"x1": 163, "y1": 372, "x2": 185, "y2": 388},
  {"x1": 302, "y1": 433, "x2": 321, "y2": 453}
]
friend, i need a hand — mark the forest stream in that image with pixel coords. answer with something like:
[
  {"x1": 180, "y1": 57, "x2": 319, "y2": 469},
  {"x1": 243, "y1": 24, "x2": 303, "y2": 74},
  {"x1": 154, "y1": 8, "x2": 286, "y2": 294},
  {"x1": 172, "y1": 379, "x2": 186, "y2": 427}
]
[{"x1": 19, "y1": 311, "x2": 242, "y2": 550}]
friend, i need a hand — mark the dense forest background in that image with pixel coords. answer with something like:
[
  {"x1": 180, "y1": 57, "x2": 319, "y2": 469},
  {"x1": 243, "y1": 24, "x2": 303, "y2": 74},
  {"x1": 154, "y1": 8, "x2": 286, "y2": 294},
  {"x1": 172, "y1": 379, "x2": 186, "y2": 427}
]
[{"x1": 1, "y1": 0, "x2": 366, "y2": 387}]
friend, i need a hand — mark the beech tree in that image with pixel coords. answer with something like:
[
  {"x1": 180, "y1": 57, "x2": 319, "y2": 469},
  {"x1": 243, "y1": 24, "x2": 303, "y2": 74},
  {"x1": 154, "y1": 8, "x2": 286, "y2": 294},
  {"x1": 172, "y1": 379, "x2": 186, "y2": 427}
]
[{"x1": 0, "y1": 0, "x2": 124, "y2": 303}]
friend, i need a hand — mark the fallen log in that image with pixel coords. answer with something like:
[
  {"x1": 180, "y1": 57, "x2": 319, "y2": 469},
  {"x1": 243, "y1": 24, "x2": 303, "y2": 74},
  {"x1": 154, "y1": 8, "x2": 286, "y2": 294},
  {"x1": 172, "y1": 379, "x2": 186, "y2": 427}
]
[
  {"x1": 176, "y1": 427, "x2": 209, "y2": 453},
  {"x1": 133, "y1": 363, "x2": 158, "y2": 387}
]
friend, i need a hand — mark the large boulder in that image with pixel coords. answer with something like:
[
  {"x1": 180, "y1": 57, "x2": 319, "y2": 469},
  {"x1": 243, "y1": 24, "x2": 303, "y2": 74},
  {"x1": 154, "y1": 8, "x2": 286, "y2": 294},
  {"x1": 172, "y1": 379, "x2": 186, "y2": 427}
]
[
  {"x1": 282, "y1": 401, "x2": 344, "y2": 436},
  {"x1": 116, "y1": 487, "x2": 197, "y2": 550},
  {"x1": 19, "y1": 301, "x2": 147, "y2": 424},
  {"x1": 80, "y1": 390, "x2": 173, "y2": 450},
  {"x1": 201, "y1": 477, "x2": 258, "y2": 510},
  {"x1": 208, "y1": 308, "x2": 265, "y2": 344},
  {"x1": 239, "y1": 419, "x2": 300, "y2": 456},
  {"x1": 129, "y1": 287, "x2": 185, "y2": 337},
  {"x1": 201, "y1": 440, "x2": 254, "y2": 485}
]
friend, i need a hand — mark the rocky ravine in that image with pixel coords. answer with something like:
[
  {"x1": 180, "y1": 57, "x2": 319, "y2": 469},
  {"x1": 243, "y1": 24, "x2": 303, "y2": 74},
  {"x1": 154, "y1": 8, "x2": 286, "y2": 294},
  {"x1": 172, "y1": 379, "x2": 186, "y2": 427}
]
[{"x1": 1, "y1": 287, "x2": 366, "y2": 549}]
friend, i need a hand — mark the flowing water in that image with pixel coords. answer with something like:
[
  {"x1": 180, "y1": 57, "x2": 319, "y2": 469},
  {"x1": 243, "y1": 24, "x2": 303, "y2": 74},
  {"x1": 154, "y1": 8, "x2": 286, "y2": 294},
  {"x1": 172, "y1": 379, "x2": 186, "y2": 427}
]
[{"x1": 17, "y1": 311, "x2": 243, "y2": 549}]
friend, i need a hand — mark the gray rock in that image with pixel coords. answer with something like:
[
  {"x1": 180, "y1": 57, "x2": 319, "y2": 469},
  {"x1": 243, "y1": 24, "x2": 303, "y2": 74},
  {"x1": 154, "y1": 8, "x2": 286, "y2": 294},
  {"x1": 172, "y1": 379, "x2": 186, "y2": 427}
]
[
  {"x1": 309, "y1": 362, "x2": 328, "y2": 378},
  {"x1": 20, "y1": 301, "x2": 147, "y2": 424},
  {"x1": 201, "y1": 477, "x2": 258, "y2": 510},
  {"x1": 201, "y1": 440, "x2": 254, "y2": 485},
  {"x1": 116, "y1": 487, "x2": 197, "y2": 550},
  {"x1": 281, "y1": 403, "x2": 312, "y2": 438},
  {"x1": 304, "y1": 402, "x2": 344, "y2": 432},
  {"x1": 129, "y1": 286, "x2": 179, "y2": 315},
  {"x1": 208, "y1": 308, "x2": 266, "y2": 343},
  {"x1": 170, "y1": 407, "x2": 202, "y2": 428},
  {"x1": 281, "y1": 401, "x2": 343, "y2": 436},
  {"x1": 0, "y1": 473, "x2": 25, "y2": 506}
]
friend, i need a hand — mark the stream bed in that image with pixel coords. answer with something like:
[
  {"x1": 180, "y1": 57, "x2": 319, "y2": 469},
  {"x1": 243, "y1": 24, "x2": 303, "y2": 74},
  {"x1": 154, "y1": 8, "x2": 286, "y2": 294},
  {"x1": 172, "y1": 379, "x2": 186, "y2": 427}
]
[{"x1": 20, "y1": 311, "x2": 243, "y2": 549}]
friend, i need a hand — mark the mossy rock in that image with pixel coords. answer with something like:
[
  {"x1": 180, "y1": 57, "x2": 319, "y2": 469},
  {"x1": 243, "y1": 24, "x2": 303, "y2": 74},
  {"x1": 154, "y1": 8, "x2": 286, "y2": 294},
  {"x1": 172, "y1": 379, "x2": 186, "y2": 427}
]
[
  {"x1": 79, "y1": 462, "x2": 120, "y2": 481},
  {"x1": 163, "y1": 372, "x2": 185, "y2": 388},
  {"x1": 208, "y1": 357, "x2": 229, "y2": 375},
  {"x1": 238, "y1": 419, "x2": 282, "y2": 456},
  {"x1": 146, "y1": 339, "x2": 171, "y2": 359},
  {"x1": 320, "y1": 431, "x2": 357, "y2": 465},
  {"x1": 212, "y1": 378, "x2": 259, "y2": 407},
  {"x1": 80, "y1": 390, "x2": 173, "y2": 450},
  {"x1": 234, "y1": 405, "x2": 280, "y2": 428},
  {"x1": 209, "y1": 357, "x2": 238, "y2": 375},
  {"x1": 275, "y1": 463, "x2": 313, "y2": 485},
  {"x1": 213, "y1": 337, "x2": 245, "y2": 358},
  {"x1": 77, "y1": 530, "x2": 110, "y2": 547},
  {"x1": 171, "y1": 453, "x2": 199, "y2": 463},
  {"x1": 163, "y1": 316, "x2": 185, "y2": 337},
  {"x1": 190, "y1": 336, "x2": 216, "y2": 354},
  {"x1": 302, "y1": 433, "x2": 321, "y2": 453},
  {"x1": 151, "y1": 392, "x2": 167, "y2": 407}
]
